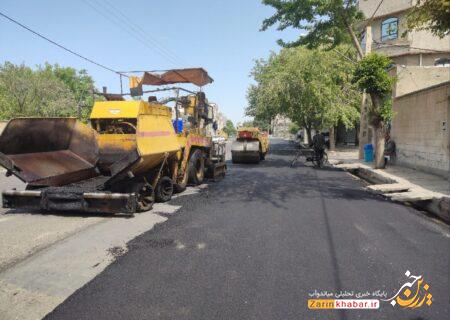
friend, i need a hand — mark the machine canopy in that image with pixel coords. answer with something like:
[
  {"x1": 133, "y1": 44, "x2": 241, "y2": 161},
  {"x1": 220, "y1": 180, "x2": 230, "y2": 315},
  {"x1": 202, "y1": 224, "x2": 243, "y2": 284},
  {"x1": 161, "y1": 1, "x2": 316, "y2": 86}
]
[{"x1": 134, "y1": 68, "x2": 213, "y2": 88}]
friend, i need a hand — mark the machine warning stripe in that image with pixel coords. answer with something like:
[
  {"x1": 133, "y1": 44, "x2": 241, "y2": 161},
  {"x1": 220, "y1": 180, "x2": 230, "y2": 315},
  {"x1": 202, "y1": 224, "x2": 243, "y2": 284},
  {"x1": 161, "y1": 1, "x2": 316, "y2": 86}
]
[{"x1": 137, "y1": 131, "x2": 171, "y2": 137}]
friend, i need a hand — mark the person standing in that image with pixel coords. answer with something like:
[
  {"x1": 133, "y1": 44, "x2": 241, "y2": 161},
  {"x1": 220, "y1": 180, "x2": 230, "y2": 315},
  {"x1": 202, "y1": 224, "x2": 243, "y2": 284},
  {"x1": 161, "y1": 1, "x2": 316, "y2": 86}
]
[
  {"x1": 311, "y1": 132, "x2": 326, "y2": 159},
  {"x1": 384, "y1": 133, "x2": 396, "y2": 166}
]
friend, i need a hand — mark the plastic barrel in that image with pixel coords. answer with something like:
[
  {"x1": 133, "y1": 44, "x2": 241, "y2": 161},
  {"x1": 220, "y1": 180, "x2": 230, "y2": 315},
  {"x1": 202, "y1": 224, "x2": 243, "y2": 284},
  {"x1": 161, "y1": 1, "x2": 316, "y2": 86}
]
[
  {"x1": 364, "y1": 143, "x2": 374, "y2": 162},
  {"x1": 172, "y1": 119, "x2": 183, "y2": 133}
]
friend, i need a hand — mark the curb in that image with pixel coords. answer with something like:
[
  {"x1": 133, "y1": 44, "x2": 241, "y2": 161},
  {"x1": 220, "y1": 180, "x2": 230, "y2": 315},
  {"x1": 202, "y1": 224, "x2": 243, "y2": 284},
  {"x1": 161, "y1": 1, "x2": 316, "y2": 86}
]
[{"x1": 330, "y1": 160, "x2": 450, "y2": 224}]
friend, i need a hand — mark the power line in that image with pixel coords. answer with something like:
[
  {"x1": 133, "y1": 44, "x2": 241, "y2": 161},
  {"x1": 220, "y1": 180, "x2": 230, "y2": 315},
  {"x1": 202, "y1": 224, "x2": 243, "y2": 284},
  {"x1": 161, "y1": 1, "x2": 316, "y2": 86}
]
[
  {"x1": 83, "y1": 0, "x2": 185, "y2": 67},
  {"x1": 0, "y1": 10, "x2": 127, "y2": 77},
  {"x1": 101, "y1": 0, "x2": 189, "y2": 66},
  {"x1": 83, "y1": 0, "x2": 179, "y2": 66},
  {"x1": 332, "y1": 48, "x2": 357, "y2": 64},
  {"x1": 365, "y1": 0, "x2": 385, "y2": 27}
]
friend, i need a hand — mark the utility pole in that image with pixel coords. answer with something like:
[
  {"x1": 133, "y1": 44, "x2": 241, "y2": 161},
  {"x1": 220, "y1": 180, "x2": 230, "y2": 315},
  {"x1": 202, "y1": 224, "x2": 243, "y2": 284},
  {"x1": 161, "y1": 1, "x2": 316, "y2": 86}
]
[{"x1": 358, "y1": 25, "x2": 372, "y2": 159}]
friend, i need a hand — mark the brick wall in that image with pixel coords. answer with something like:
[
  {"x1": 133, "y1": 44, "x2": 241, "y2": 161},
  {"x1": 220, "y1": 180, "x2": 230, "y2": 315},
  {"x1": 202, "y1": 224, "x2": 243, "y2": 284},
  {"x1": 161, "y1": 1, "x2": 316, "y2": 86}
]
[{"x1": 391, "y1": 82, "x2": 450, "y2": 180}]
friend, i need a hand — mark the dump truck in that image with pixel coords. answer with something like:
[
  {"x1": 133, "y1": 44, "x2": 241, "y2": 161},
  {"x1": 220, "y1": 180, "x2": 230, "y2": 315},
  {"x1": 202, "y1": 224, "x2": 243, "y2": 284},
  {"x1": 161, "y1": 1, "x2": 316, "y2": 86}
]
[
  {"x1": 0, "y1": 68, "x2": 226, "y2": 214},
  {"x1": 231, "y1": 127, "x2": 269, "y2": 163}
]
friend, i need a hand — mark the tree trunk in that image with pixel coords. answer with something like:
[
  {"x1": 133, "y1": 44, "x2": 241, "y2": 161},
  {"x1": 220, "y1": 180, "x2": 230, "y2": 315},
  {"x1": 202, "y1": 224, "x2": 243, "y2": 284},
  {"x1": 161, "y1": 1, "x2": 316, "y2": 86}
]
[
  {"x1": 369, "y1": 93, "x2": 387, "y2": 169},
  {"x1": 373, "y1": 125, "x2": 386, "y2": 169},
  {"x1": 329, "y1": 126, "x2": 336, "y2": 150},
  {"x1": 306, "y1": 127, "x2": 312, "y2": 145}
]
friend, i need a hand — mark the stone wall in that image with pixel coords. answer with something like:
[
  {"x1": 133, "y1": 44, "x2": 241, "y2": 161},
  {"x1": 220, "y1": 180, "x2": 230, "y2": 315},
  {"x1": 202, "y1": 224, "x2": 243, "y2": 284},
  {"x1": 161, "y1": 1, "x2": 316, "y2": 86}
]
[{"x1": 391, "y1": 82, "x2": 450, "y2": 180}]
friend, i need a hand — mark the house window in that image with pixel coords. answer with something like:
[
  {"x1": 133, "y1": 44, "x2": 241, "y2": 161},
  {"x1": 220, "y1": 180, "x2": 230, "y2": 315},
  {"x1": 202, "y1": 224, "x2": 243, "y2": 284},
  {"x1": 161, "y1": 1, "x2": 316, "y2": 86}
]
[
  {"x1": 435, "y1": 58, "x2": 450, "y2": 67},
  {"x1": 381, "y1": 17, "x2": 398, "y2": 41}
]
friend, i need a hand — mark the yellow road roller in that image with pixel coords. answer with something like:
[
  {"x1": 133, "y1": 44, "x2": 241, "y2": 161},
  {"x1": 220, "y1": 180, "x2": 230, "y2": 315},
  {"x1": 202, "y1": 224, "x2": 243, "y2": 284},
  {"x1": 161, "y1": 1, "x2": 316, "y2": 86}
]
[
  {"x1": 0, "y1": 68, "x2": 226, "y2": 214},
  {"x1": 231, "y1": 127, "x2": 269, "y2": 163}
]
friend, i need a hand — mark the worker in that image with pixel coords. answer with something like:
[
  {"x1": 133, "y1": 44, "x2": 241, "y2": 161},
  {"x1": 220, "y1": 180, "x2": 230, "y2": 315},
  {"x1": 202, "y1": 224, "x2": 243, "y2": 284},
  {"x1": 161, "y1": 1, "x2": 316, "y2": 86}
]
[
  {"x1": 384, "y1": 133, "x2": 396, "y2": 166},
  {"x1": 310, "y1": 131, "x2": 326, "y2": 160}
]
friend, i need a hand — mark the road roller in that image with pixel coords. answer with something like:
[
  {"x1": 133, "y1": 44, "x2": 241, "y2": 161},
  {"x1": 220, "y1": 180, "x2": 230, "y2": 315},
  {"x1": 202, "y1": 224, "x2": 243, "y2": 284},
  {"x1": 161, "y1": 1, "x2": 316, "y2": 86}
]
[{"x1": 231, "y1": 127, "x2": 269, "y2": 164}]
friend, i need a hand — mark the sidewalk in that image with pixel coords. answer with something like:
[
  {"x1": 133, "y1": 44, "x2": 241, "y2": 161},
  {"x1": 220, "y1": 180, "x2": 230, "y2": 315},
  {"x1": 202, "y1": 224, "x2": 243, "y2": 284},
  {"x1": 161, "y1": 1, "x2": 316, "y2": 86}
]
[{"x1": 328, "y1": 147, "x2": 450, "y2": 222}]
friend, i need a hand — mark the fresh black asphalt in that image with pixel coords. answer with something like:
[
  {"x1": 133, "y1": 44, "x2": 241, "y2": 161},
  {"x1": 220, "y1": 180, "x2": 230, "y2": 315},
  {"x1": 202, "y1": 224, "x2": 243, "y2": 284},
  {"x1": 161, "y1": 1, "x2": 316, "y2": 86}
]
[{"x1": 46, "y1": 139, "x2": 450, "y2": 320}]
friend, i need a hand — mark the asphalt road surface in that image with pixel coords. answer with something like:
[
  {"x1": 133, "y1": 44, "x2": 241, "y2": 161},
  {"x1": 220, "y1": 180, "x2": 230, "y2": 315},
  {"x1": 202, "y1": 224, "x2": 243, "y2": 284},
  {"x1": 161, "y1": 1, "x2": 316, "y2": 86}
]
[{"x1": 46, "y1": 139, "x2": 450, "y2": 320}]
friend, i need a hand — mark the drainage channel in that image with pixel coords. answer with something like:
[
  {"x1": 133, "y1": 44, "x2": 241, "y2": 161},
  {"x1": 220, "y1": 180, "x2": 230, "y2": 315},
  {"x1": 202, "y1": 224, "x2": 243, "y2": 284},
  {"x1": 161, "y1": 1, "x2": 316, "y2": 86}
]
[
  {"x1": 346, "y1": 167, "x2": 396, "y2": 185},
  {"x1": 345, "y1": 167, "x2": 449, "y2": 224}
]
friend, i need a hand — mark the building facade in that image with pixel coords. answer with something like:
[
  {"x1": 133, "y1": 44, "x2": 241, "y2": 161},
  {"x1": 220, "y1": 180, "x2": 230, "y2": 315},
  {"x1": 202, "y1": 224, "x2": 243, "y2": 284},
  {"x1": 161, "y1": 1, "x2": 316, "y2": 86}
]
[
  {"x1": 358, "y1": 0, "x2": 450, "y2": 179},
  {"x1": 271, "y1": 115, "x2": 292, "y2": 138},
  {"x1": 358, "y1": 0, "x2": 450, "y2": 66},
  {"x1": 358, "y1": 0, "x2": 450, "y2": 98}
]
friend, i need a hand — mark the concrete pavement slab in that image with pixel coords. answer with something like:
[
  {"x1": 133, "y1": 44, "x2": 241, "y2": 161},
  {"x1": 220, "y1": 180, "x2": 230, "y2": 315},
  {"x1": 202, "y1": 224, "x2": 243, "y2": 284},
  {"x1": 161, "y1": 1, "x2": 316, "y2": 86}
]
[{"x1": 0, "y1": 204, "x2": 175, "y2": 320}]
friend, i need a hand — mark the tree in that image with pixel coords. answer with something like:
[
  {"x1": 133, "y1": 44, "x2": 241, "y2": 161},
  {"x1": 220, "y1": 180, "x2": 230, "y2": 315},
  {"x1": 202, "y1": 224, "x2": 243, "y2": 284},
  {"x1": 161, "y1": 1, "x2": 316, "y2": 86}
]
[
  {"x1": 0, "y1": 62, "x2": 76, "y2": 120},
  {"x1": 261, "y1": 0, "x2": 396, "y2": 168},
  {"x1": 242, "y1": 120, "x2": 255, "y2": 127},
  {"x1": 223, "y1": 120, "x2": 237, "y2": 136},
  {"x1": 42, "y1": 63, "x2": 96, "y2": 120},
  {"x1": 253, "y1": 119, "x2": 271, "y2": 132},
  {"x1": 406, "y1": 0, "x2": 450, "y2": 38},
  {"x1": 246, "y1": 46, "x2": 360, "y2": 143},
  {"x1": 289, "y1": 123, "x2": 300, "y2": 135},
  {"x1": 0, "y1": 62, "x2": 98, "y2": 121},
  {"x1": 261, "y1": 0, "x2": 365, "y2": 58},
  {"x1": 353, "y1": 53, "x2": 395, "y2": 167}
]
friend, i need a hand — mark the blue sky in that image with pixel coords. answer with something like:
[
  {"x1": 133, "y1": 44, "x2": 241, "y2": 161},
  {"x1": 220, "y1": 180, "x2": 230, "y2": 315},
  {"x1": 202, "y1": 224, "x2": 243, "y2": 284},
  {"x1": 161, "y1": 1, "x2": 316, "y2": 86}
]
[{"x1": 0, "y1": 0, "x2": 299, "y2": 123}]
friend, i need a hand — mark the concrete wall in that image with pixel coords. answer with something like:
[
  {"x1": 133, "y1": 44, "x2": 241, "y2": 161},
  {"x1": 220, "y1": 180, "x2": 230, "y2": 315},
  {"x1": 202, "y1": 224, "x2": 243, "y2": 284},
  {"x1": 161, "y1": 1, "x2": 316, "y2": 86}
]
[
  {"x1": 369, "y1": 12, "x2": 450, "y2": 61},
  {"x1": 358, "y1": 0, "x2": 412, "y2": 19},
  {"x1": 359, "y1": 1, "x2": 450, "y2": 64},
  {"x1": 394, "y1": 66, "x2": 450, "y2": 97},
  {"x1": 391, "y1": 82, "x2": 450, "y2": 180},
  {"x1": 393, "y1": 53, "x2": 450, "y2": 67}
]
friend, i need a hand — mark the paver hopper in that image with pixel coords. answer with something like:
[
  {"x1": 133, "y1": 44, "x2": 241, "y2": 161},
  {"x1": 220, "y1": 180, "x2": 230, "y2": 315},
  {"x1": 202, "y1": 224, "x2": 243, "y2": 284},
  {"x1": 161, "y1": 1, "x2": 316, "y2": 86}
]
[
  {"x1": 0, "y1": 118, "x2": 99, "y2": 187},
  {"x1": 0, "y1": 104, "x2": 182, "y2": 214}
]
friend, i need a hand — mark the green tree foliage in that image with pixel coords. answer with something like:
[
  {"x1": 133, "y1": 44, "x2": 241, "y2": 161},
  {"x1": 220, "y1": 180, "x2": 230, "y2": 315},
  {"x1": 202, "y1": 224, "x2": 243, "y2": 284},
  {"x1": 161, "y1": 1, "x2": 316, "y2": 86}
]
[
  {"x1": 261, "y1": 0, "x2": 364, "y2": 58},
  {"x1": 352, "y1": 52, "x2": 395, "y2": 123},
  {"x1": 223, "y1": 120, "x2": 237, "y2": 136},
  {"x1": 42, "y1": 63, "x2": 96, "y2": 119},
  {"x1": 253, "y1": 119, "x2": 271, "y2": 132},
  {"x1": 353, "y1": 54, "x2": 394, "y2": 97},
  {"x1": 0, "y1": 62, "x2": 97, "y2": 121},
  {"x1": 0, "y1": 62, "x2": 76, "y2": 119},
  {"x1": 241, "y1": 120, "x2": 255, "y2": 127},
  {"x1": 406, "y1": 0, "x2": 450, "y2": 38},
  {"x1": 352, "y1": 53, "x2": 396, "y2": 167},
  {"x1": 289, "y1": 123, "x2": 300, "y2": 135},
  {"x1": 246, "y1": 46, "x2": 360, "y2": 141},
  {"x1": 261, "y1": 1, "x2": 399, "y2": 168}
]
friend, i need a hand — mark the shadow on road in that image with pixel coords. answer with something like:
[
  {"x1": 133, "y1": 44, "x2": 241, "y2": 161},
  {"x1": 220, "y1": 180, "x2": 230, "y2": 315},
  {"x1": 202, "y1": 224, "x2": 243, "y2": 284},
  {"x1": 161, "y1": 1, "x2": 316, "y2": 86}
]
[{"x1": 220, "y1": 154, "x2": 387, "y2": 210}]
